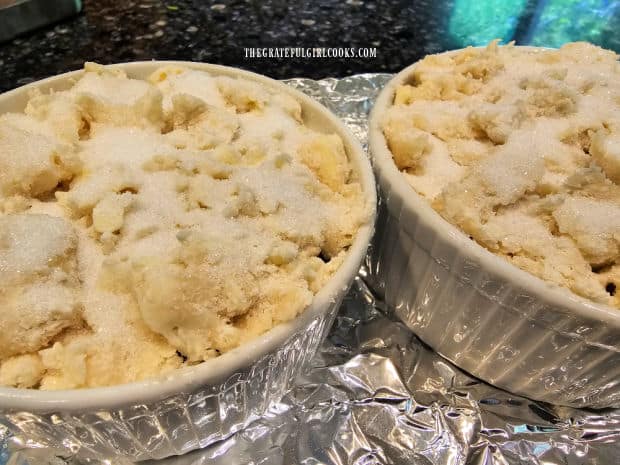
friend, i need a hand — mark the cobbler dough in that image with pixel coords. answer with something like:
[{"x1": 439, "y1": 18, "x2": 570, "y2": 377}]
[
  {"x1": 0, "y1": 63, "x2": 369, "y2": 389},
  {"x1": 0, "y1": 214, "x2": 83, "y2": 361},
  {"x1": 0, "y1": 114, "x2": 80, "y2": 198},
  {"x1": 382, "y1": 41, "x2": 620, "y2": 308}
]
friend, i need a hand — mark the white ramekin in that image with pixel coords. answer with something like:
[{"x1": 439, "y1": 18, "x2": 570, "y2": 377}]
[
  {"x1": 0, "y1": 62, "x2": 376, "y2": 460},
  {"x1": 367, "y1": 48, "x2": 620, "y2": 409}
]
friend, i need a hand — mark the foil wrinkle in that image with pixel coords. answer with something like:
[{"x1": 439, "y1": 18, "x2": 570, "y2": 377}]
[{"x1": 2, "y1": 73, "x2": 619, "y2": 465}]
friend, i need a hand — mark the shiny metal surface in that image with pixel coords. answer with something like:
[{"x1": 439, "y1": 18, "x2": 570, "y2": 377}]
[
  {"x1": 0, "y1": 0, "x2": 82, "y2": 43},
  {"x1": 4, "y1": 277, "x2": 619, "y2": 464},
  {"x1": 1, "y1": 73, "x2": 619, "y2": 465}
]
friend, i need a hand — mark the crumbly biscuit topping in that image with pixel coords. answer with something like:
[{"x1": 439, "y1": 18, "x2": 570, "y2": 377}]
[
  {"x1": 382, "y1": 42, "x2": 620, "y2": 308},
  {"x1": 0, "y1": 64, "x2": 369, "y2": 389}
]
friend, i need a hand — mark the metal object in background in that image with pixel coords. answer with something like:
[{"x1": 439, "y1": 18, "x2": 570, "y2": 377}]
[{"x1": 0, "y1": 0, "x2": 82, "y2": 43}]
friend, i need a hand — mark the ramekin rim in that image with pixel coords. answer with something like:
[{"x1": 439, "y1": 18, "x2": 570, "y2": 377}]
[
  {"x1": 368, "y1": 45, "x2": 620, "y2": 329},
  {"x1": 0, "y1": 60, "x2": 377, "y2": 411}
]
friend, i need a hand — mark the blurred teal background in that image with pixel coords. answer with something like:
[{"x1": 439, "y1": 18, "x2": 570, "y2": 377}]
[{"x1": 448, "y1": 0, "x2": 620, "y2": 51}]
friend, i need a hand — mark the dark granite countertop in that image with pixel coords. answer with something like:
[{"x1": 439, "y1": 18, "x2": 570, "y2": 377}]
[{"x1": 1, "y1": 0, "x2": 620, "y2": 92}]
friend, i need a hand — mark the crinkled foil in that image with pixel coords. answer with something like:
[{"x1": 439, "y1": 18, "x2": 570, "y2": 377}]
[{"x1": 2, "y1": 74, "x2": 619, "y2": 465}]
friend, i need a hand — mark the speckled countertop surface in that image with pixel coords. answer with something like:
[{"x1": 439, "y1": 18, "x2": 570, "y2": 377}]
[{"x1": 0, "y1": 0, "x2": 619, "y2": 92}]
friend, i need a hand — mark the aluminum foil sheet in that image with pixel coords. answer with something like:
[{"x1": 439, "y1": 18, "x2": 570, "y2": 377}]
[{"x1": 2, "y1": 73, "x2": 619, "y2": 465}]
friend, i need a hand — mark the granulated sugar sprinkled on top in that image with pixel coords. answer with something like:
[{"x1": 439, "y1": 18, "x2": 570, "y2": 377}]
[
  {"x1": 382, "y1": 41, "x2": 620, "y2": 309},
  {"x1": 0, "y1": 63, "x2": 369, "y2": 389}
]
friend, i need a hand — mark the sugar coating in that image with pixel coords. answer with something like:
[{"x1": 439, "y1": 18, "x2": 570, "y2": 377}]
[
  {"x1": 0, "y1": 64, "x2": 369, "y2": 389},
  {"x1": 553, "y1": 197, "x2": 620, "y2": 266},
  {"x1": 382, "y1": 42, "x2": 620, "y2": 308},
  {"x1": 0, "y1": 214, "x2": 83, "y2": 361},
  {"x1": 0, "y1": 114, "x2": 80, "y2": 198},
  {"x1": 591, "y1": 131, "x2": 620, "y2": 183}
]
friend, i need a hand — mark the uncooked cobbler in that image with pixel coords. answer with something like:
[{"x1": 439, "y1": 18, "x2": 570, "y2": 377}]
[
  {"x1": 381, "y1": 41, "x2": 620, "y2": 309},
  {"x1": 0, "y1": 63, "x2": 370, "y2": 389}
]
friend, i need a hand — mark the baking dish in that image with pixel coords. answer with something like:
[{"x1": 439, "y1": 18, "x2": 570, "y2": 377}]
[
  {"x1": 367, "y1": 47, "x2": 620, "y2": 409},
  {"x1": 0, "y1": 61, "x2": 376, "y2": 460}
]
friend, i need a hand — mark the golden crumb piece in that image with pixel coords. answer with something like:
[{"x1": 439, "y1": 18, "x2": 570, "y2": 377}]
[{"x1": 298, "y1": 133, "x2": 350, "y2": 191}]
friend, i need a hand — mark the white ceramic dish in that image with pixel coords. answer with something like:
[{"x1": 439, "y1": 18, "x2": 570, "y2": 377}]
[
  {"x1": 0, "y1": 61, "x2": 376, "y2": 460},
  {"x1": 367, "y1": 47, "x2": 620, "y2": 409}
]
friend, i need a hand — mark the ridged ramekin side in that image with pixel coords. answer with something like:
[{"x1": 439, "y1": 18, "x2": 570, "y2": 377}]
[
  {"x1": 367, "y1": 170, "x2": 620, "y2": 408},
  {"x1": 0, "y1": 304, "x2": 338, "y2": 460},
  {"x1": 0, "y1": 61, "x2": 377, "y2": 460},
  {"x1": 367, "y1": 52, "x2": 620, "y2": 407}
]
